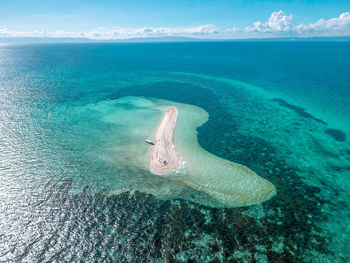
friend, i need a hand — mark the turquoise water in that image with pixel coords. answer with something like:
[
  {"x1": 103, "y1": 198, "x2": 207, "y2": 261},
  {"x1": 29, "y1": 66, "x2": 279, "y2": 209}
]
[{"x1": 0, "y1": 42, "x2": 349, "y2": 262}]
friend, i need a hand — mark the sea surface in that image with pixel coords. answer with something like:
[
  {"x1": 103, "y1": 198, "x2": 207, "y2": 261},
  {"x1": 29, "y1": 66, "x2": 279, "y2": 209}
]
[{"x1": 0, "y1": 41, "x2": 349, "y2": 262}]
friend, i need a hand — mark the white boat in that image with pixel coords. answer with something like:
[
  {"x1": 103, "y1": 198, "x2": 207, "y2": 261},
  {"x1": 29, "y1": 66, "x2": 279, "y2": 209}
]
[{"x1": 145, "y1": 139, "x2": 155, "y2": 145}]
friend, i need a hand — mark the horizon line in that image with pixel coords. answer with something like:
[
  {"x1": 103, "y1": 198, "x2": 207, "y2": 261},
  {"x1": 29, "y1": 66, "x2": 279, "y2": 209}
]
[{"x1": 1, "y1": 35, "x2": 350, "y2": 44}]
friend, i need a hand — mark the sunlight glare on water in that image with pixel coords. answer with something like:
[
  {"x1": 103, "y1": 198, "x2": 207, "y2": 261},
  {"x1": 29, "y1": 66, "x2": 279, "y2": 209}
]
[{"x1": 0, "y1": 42, "x2": 349, "y2": 262}]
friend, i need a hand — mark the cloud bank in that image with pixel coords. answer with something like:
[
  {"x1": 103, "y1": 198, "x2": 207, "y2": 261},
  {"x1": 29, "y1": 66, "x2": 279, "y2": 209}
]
[
  {"x1": 1, "y1": 11, "x2": 349, "y2": 40},
  {"x1": 245, "y1": 11, "x2": 293, "y2": 33},
  {"x1": 245, "y1": 11, "x2": 350, "y2": 37}
]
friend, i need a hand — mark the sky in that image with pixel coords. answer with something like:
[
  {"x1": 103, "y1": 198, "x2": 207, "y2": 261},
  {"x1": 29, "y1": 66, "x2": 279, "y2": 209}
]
[{"x1": 0, "y1": 0, "x2": 350, "y2": 39}]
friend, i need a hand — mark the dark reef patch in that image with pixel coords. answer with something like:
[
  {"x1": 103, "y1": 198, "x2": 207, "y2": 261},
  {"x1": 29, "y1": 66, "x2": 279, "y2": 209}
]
[
  {"x1": 108, "y1": 81, "x2": 233, "y2": 127},
  {"x1": 1, "y1": 81, "x2": 339, "y2": 262},
  {"x1": 7, "y1": 159, "x2": 330, "y2": 262},
  {"x1": 325, "y1": 128, "x2": 347, "y2": 142},
  {"x1": 271, "y1": 98, "x2": 327, "y2": 125},
  {"x1": 90, "y1": 81, "x2": 334, "y2": 261},
  {"x1": 344, "y1": 149, "x2": 350, "y2": 161}
]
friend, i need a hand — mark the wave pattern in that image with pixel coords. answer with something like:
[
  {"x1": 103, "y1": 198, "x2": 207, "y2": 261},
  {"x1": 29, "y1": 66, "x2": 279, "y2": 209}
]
[{"x1": 0, "y1": 42, "x2": 349, "y2": 262}]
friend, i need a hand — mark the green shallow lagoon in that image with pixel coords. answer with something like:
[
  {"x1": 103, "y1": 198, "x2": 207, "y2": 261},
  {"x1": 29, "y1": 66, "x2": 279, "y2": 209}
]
[
  {"x1": 82, "y1": 96, "x2": 275, "y2": 207},
  {"x1": 0, "y1": 42, "x2": 349, "y2": 262}
]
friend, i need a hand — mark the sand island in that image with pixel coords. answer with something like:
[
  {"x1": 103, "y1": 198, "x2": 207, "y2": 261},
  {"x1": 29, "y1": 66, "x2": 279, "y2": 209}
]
[
  {"x1": 97, "y1": 96, "x2": 275, "y2": 208},
  {"x1": 150, "y1": 106, "x2": 180, "y2": 175}
]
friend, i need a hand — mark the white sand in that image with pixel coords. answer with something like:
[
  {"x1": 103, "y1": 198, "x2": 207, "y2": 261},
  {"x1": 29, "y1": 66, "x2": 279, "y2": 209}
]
[
  {"x1": 150, "y1": 106, "x2": 180, "y2": 175},
  {"x1": 99, "y1": 96, "x2": 275, "y2": 207}
]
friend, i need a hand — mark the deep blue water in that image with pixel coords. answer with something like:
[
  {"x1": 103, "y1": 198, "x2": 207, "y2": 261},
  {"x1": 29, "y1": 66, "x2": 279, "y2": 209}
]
[{"x1": 0, "y1": 42, "x2": 349, "y2": 262}]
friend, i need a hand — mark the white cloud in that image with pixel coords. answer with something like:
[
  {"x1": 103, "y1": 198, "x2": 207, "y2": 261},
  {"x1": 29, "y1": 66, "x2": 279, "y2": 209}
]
[
  {"x1": 294, "y1": 12, "x2": 350, "y2": 36},
  {"x1": 0, "y1": 11, "x2": 350, "y2": 40},
  {"x1": 245, "y1": 10, "x2": 293, "y2": 33},
  {"x1": 0, "y1": 28, "x2": 80, "y2": 38},
  {"x1": 185, "y1": 24, "x2": 219, "y2": 35},
  {"x1": 226, "y1": 26, "x2": 241, "y2": 33},
  {"x1": 245, "y1": 10, "x2": 350, "y2": 37}
]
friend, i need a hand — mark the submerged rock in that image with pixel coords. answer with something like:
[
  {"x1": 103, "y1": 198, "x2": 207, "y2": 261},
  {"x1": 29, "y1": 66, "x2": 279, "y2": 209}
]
[{"x1": 325, "y1": 128, "x2": 347, "y2": 142}]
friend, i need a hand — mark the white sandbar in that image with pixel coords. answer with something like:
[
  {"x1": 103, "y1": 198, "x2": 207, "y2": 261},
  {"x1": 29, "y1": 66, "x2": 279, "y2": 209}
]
[
  {"x1": 150, "y1": 106, "x2": 180, "y2": 175},
  {"x1": 95, "y1": 96, "x2": 276, "y2": 208}
]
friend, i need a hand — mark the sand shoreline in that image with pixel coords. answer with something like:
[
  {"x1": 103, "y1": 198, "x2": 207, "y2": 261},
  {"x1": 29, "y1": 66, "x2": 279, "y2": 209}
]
[{"x1": 150, "y1": 106, "x2": 180, "y2": 175}]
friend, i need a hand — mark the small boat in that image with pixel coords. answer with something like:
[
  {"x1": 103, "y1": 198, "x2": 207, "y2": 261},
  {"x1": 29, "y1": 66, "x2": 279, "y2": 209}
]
[{"x1": 145, "y1": 139, "x2": 155, "y2": 145}]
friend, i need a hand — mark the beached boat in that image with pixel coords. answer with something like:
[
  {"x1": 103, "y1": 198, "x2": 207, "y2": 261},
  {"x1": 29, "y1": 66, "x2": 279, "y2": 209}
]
[{"x1": 145, "y1": 139, "x2": 155, "y2": 145}]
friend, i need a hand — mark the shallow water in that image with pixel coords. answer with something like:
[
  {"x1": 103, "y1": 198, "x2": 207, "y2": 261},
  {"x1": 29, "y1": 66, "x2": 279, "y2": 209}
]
[
  {"x1": 91, "y1": 96, "x2": 275, "y2": 207},
  {"x1": 0, "y1": 42, "x2": 349, "y2": 262}
]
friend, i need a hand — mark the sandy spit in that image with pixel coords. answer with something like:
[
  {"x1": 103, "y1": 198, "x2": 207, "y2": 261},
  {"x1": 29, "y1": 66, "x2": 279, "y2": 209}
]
[{"x1": 150, "y1": 106, "x2": 180, "y2": 175}]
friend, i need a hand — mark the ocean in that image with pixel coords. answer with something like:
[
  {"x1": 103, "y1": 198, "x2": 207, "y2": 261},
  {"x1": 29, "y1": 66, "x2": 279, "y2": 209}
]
[{"x1": 0, "y1": 41, "x2": 349, "y2": 262}]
